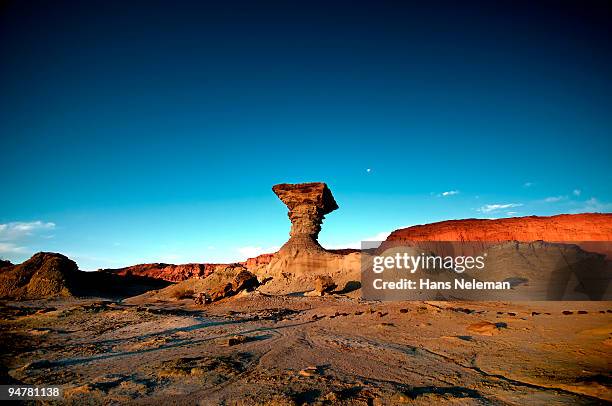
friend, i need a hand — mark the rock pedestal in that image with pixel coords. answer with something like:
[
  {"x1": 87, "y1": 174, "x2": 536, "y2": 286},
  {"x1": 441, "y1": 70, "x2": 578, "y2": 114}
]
[{"x1": 272, "y1": 182, "x2": 338, "y2": 254}]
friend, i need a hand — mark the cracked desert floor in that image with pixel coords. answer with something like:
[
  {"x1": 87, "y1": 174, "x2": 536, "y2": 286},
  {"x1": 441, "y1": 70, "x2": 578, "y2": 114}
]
[{"x1": 1, "y1": 293, "x2": 610, "y2": 405}]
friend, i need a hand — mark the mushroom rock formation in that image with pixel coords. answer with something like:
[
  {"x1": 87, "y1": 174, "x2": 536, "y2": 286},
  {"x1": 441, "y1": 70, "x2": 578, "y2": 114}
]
[
  {"x1": 272, "y1": 182, "x2": 338, "y2": 254},
  {"x1": 256, "y1": 182, "x2": 361, "y2": 295}
]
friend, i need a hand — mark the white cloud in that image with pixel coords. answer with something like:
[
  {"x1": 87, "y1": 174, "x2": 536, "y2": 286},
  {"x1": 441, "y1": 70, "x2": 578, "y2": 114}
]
[
  {"x1": 366, "y1": 168, "x2": 372, "y2": 173},
  {"x1": 582, "y1": 198, "x2": 612, "y2": 213},
  {"x1": 441, "y1": 190, "x2": 459, "y2": 197},
  {"x1": 573, "y1": 189, "x2": 581, "y2": 196},
  {"x1": 0, "y1": 221, "x2": 55, "y2": 241},
  {"x1": 478, "y1": 203, "x2": 523, "y2": 213},
  {"x1": 506, "y1": 211, "x2": 518, "y2": 215},
  {"x1": 544, "y1": 195, "x2": 567, "y2": 203},
  {"x1": 523, "y1": 182, "x2": 533, "y2": 188},
  {"x1": 0, "y1": 242, "x2": 28, "y2": 255}
]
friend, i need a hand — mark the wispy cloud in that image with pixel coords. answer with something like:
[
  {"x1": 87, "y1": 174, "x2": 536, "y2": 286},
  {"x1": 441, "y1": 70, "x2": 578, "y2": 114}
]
[
  {"x1": 581, "y1": 198, "x2": 612, "y2": 213},
  {"x1": 478, "y1": 203, "x2": 523, "y2": 213},
  {"x1": 440, "y1": 190, "x2": 459, "y2": 197},
  {"x1": 523, "y1": 182, "x2": 533, "y2": 188},
  {"x1": 0, "y1": 242, "x2": 28, "y2": 255},
  {"x1": 0, "y1": 221, "x2": 55, "y2": 241},
  {"x1": 573, "y1": 189, "x2": 581, "y2": 196},
  {"x1": 543, "y1": 195, "x2": 567, "y2": 203}
]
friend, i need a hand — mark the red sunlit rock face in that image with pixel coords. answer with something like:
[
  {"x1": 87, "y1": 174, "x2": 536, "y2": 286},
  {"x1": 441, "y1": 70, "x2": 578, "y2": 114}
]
[
  {"x1": 243, "y1": 253, "x2": 275, "y2": 268},
  {"x1": 101, "y1": 252, "x2": 277, "y2": 282},
  {"x1": 102, "y1": 263, "x2": 222, "y2": 282},
  {"x1": 387, "y1": 213, "x2": 612, "y2": 242}
]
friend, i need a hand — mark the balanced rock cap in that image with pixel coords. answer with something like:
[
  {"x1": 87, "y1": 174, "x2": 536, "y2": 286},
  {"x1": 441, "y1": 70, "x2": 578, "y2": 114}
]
[{"x1": 272, "y1": 182, "x2": 338, "y2": 215}]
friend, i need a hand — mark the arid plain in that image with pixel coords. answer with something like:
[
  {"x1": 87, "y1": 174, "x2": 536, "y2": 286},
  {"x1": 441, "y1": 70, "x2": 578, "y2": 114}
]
[{"x1": 1, "y1": 183, "x2": 611, "y2": 405}]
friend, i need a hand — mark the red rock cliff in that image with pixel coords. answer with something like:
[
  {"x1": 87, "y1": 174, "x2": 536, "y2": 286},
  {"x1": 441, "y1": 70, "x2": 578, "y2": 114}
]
[
  {"x1": 101, "y1": 252, "x2": 276, "y2": 283},
  {"x1": 101, "y1": 263, "x2": 226, "y2": 282},
  {"x1": 387, "y1": 213, "x2": 612, "y2": 242}
]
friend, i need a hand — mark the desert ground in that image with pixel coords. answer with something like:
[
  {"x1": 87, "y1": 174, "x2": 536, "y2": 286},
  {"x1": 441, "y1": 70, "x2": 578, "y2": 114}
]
[{"x1": 1, "y1": 292, "x2": 610, "y2": 405}]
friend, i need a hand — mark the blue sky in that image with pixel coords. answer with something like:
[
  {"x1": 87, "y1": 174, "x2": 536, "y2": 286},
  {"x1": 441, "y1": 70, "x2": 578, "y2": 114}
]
[{"x1": 1, "y1": 1, "x2": 611, "y2": 270}]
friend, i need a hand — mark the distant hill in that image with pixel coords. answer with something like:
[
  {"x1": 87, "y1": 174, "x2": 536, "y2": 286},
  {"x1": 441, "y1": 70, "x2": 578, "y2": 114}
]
[{"x1": 0, "y1": 252, "x2": 170, "y2": 300}]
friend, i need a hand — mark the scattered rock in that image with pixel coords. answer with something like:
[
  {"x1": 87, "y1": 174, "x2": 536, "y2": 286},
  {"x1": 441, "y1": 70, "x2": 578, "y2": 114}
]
[
  {"x1": 323, "y1": 391, "x2": 339, "y2": 401},
  {"x1": 563, "y1": 311, "x2": 574, "y2": 315},
  {"x1": 391, "y1": 392, "x2": 411, "y2": 403},
  {"x1": 227, "y1": 335, "x2": 248, "y2": 346},
  {"x1": 194, "y1": 292, "x2": 211, "y2": 305},
  {"x1": 314, "y1": 275, "x2": 336, "y2": 295},
  {"x1": 298, "y1": 366, "x2": 320, "y2": 377},
  {"x1": 467, "y1": 321, "x2": 507, "y2": 336},
  {"x1": 28, "y1": 328, "x2": 51, "y2": 336},
  {"x1": 20, "y1": 359, "x2": 54, "y2": 371}
]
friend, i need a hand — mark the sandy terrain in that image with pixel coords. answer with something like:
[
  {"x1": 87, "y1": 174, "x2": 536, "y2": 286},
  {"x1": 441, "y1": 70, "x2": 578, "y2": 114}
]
[{"x1": 1, "y1": 293, "x2": 610, "y2": 405}]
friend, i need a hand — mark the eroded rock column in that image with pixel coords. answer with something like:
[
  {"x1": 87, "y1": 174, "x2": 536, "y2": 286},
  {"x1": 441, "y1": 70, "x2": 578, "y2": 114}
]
[{"x1": 272, "y1": 182, "x2": 338, "y2": 254}]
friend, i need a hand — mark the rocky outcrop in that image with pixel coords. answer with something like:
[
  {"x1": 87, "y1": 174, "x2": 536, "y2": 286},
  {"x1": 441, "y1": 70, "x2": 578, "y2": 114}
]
[
  {"x1": 209, "y1": 269, "x2": 259, "y2": 302},
  {"x1": 387, "y1": 213, "x2": 612, "y2": 242},
  {"x1": 0, "y1": 252, "x2": 79, "y2": 299},
  {"x1": 256, "y1": 182, "x2": 361, "y2": 295},
  {"x1": 138, "y1": 265, "x2": 259, "y2": 303},
  {"x1": 243, "y1": 253, "x2": 275, "y2": 269},
  {"x1": 0, "y1": 259, "x2": 13, "y2": 269},
  {"x1": 273, "y1": 182, "x2": 338, "y2": 254}
]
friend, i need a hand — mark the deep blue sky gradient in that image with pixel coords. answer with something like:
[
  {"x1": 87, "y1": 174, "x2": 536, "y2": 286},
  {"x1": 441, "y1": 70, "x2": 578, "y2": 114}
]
[{"x1": 1, "y1": 0, "x2": 611, "y2": 269}]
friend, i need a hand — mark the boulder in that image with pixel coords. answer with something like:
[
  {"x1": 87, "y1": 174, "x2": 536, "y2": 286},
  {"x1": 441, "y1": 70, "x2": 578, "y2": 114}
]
[
  {"x1": 194, "y1": 292, "x2": 211, "y2": 305},
  {"x1": 314, "y1": 275, "x2": 336, "y2": 295},
  {"x1": 194, "y1": 269, "x2": 260, "y2": 304},
  {"x1": 232, "y1": 270, "x2": 259, "y2": 292}
]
